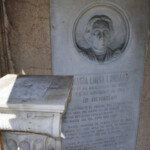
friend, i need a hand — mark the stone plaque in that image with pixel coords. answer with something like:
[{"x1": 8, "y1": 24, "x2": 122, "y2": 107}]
[{"x1": 50, "y1": 0, "x2": 149, "y2": 150}]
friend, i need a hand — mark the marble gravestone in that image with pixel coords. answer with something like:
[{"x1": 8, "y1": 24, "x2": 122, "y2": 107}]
[
  {"x1": 0, "y1": 75, "x2": 73, "y2": 150},
  {"x1": 50, "y1": 0, "x2": 150, "y2": 150}
]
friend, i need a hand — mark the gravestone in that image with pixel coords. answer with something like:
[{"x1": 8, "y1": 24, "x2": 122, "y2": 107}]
[{"x1": 50, "y1": 0, "x2": 150, "y2": 150}]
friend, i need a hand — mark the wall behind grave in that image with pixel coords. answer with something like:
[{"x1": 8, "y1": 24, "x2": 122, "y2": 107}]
[
  {"x1": 136, "y1": 27, "x2": 150, "y2": 150},
  {"x1": 0, "y1": 19, "x2": 2, "y2": 76},
  {"x1": 1, "y1": 0, "x2": 51, "y2": 75},
  {"x1": 0, "y1": 0, "x2": 150, "y2": 149}
]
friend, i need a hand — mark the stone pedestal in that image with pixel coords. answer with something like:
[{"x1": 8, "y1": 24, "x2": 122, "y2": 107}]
[{"x1": 0, "y1": 75, "x2": 73, "y2": 150}]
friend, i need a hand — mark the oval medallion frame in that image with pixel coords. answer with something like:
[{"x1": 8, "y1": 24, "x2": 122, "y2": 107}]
[{"x1": 73, "y1": 2, "x2": 131, "y2": 64}]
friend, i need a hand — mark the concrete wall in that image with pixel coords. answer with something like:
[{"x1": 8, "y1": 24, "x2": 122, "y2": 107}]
[
  {"x1": 136, "y1": 28, "x2": 150, "y2": 150},
  {"x1": 3, "y1": 0, "x2": 51, "y2": 75},
  {"x1": 0, "y1": 0, "x2": 150, "y2": 149},
  {"x1": 0, "y1": 18, "x2": 2, "y2": 76},
  {"x1": 0, "y1": 0, "x2": 15, "y2": 76}
]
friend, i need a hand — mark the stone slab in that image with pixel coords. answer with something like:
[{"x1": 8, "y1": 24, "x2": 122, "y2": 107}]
[
  {"x1": 50, "y1": 0, "x2": 150, "y2": 150},
  {"x1": 0, "y1": 74, "x2": 73, "y2": 113}
]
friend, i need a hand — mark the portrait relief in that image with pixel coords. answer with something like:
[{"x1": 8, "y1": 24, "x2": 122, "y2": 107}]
[{"x1": 73, "y1": 3, "x2": 130, "y2": 64}]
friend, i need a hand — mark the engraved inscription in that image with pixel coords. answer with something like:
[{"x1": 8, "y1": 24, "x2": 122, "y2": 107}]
[{"x1": 62, "y1": 72, "x2": 136, "y2": 150}]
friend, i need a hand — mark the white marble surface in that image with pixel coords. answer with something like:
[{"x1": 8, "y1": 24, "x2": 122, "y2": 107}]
[
  {"x1": 0, "y1": 75, "x2": 73, "y2": 113},
  {"x1": 2, "y1": 132, "x2": 61, "y2": 150},
  {"x1": 0, "y1": 75, "x2": 73, "y2": 150},
  {"x1": 50, "y1": 0, "x2": 150, "y2": 149}
]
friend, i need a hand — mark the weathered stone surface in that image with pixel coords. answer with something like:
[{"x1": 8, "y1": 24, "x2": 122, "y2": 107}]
[
  {"x1": 0, "y1": 75, "x2": 73, "y2": 136},
  {"x1": 51, "y1": 0, "x2": 149, "y2": 150},
  {"x1": 0, "y1": 75, "x2": 73, "y2": 150},
  {"x1": 0, "y1": 0, "x2": 150, "y2": 149},
  {"x1": 2, "y1": 132, "x2": 61, "y2": 150},
  {"x1": 0, "y1": 75, "x2": 73, "y2": 111}
]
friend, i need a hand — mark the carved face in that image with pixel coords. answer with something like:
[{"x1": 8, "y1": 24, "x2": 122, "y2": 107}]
[
  {"x1": 85, "y1": 16, "x2": 112, "y2": 55},
  {"x1": 91, "y1": 21, "x2": 111, "y2": 55}
]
